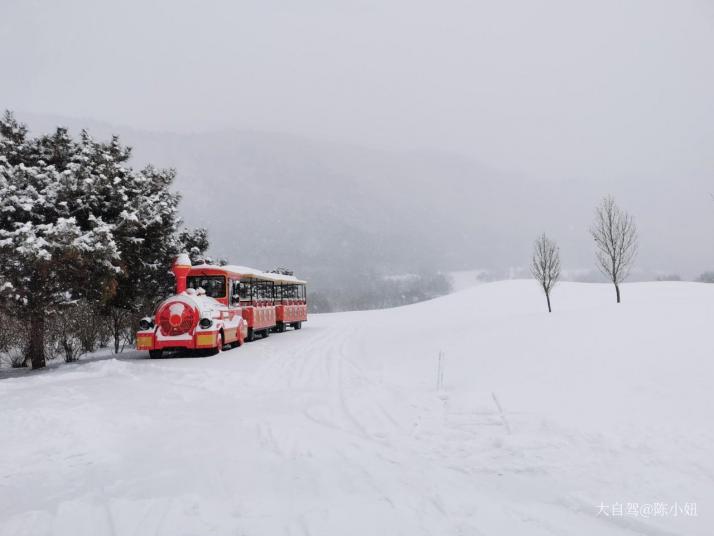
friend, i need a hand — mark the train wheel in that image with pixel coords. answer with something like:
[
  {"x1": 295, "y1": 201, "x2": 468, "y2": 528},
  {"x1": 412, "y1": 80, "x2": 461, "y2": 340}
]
[
  {"x1": 263, "y1": 329, "x2": 270, "y2": 338},
  {"x1": 149, "y1": 350, "x2": 163, "y2": 359},
  {"x1": 246, "y1": 328, "x2": 254, "y2": 342},
  {"x1": 231, "y1": 332, "x2": 243, "y2": 348},
  {"x1": 294, "y1": 322, "x2": 302, "y2": 330},
  {"x1": 276, "y1": 322, "x2": 286, "y2": 333}
]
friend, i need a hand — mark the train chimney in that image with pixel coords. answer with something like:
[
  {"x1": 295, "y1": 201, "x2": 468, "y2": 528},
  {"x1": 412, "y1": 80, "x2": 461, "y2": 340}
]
[{"x1": 172, "y1": 253, "x2": 192, "y2": 294}]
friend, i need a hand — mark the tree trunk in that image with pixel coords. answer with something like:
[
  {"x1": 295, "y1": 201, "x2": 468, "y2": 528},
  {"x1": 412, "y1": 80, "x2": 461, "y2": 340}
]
[
  {"x1": 546, "y1": 292, "x2": 552, "y2": 313},
  {"x1": 615, "y1": 283, "x2": 621, "y2": 303},
  {"x1": 113, "y1": 315, "x2": 121, "y2": 354},
  {"x1": 27, "y1": 310, "x2": 46, "y2": 369},
  {"x1": 111, "y1": 308, "x2": 126, "y2": 354}
]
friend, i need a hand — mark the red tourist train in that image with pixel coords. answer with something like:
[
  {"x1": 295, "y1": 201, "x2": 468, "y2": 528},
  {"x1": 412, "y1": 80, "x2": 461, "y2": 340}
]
[{"x1": 136, "y1": 254, "x2": 308, "y2": 358}]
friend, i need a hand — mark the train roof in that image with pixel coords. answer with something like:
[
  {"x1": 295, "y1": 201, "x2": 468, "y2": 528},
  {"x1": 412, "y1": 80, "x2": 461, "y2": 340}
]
[{"x1": 190, "y1": 264, "x2": 307, "y2": 285}]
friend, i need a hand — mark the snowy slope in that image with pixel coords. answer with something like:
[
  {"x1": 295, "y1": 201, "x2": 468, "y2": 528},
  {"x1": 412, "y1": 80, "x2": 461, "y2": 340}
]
[
  {"x1": 1, "y1": 281, "x2": 713, "y2": 535},
  {"x1": 448, "y1": 269, "x2": 489, "y2": 291}
]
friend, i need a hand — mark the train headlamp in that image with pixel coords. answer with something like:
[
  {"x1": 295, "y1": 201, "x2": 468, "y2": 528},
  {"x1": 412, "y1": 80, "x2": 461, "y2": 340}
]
[
  {"x1": 139, "y1": 318, "x2": 153, "y2": 331},
  {"x1": 199, "y1": 318, "x2": 213, "y2": 329}
]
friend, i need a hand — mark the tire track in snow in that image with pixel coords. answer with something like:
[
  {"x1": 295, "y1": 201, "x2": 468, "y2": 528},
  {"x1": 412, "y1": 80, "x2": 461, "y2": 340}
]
[{"x1": 329, "y1": 328, "x2": 372, "y2": 439}]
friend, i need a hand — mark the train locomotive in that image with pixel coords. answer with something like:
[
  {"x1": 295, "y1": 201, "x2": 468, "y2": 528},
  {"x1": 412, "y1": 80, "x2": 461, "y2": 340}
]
[{"x1": 136, "y1": 254, "x2": 308, "y2": 358}]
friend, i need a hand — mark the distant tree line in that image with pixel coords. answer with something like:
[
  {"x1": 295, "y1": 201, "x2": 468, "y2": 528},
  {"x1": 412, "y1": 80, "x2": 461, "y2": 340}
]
[
  {"x1": 697, "y1": 272, "x2": 714, "y2": 283},
  {"x1": 0, "y1": 112, "x2": 209, "y2": 369},
  {"x1": 308, "y1": 271, "x2": 451, "y2": 313}
]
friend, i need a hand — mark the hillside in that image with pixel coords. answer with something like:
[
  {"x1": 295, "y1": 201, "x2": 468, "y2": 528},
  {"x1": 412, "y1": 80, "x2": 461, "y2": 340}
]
[
  {"x1": 17, "y1": 113, "x2": 714, "y2": 287},
  {"x1": 19, "y1": 113, "x2": 526, "y2": 274},
  {"x1": 1, "y1": 281, "x2": 712, "y2": 535}
]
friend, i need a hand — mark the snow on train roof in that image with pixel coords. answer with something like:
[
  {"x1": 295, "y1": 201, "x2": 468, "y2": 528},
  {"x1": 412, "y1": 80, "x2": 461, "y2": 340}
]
[{"x1": 190, "y1": 264, "x2": 307, "y2": 285}]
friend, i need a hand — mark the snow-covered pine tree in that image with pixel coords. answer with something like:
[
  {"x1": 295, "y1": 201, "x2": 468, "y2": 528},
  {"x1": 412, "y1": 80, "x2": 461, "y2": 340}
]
[
  {"x1": 69, "y1": 129, "x2": 213, "y2": 352},
  {"x1": 178, "y1": 228, "x2": 210, "y2": 265},
  {"x1": 0, "y1": 113, "x2": 119, "y2": 368},
  {"x1": 0, "y1": 112, "x2": 211, "y2": 366},
  {"x1": 101, "y1": 162, "x2": 210, "y2": 352}
]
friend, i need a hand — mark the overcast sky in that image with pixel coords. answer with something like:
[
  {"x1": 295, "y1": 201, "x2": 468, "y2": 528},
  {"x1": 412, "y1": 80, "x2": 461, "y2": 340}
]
[
  {"x1": 2, "y1": 0, "x2": 714, "y2": 277},
  {"x1": 2, "y1": 0, "x2": 713, "y2": 183}
]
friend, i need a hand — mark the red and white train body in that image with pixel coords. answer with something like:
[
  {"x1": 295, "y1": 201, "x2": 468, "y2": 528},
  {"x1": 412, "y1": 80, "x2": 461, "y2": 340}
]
[{"x1": 136, "y1": 255, "x2": 307, "y2": 358}]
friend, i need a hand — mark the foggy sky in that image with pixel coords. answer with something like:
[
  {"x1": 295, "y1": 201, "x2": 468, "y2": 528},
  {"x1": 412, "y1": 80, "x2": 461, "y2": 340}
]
[{"x1": 2, "y1": 0, "x2": 714, "y2": 276}]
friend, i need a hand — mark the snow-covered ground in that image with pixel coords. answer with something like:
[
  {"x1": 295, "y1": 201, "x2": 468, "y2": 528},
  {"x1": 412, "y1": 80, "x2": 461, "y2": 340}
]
[
  {"x1": 1, "y1": 281, "x2": 713, "y2": 535},
  {"x1": 448, "y1": 269, "x2": 490, "y2": 291}
]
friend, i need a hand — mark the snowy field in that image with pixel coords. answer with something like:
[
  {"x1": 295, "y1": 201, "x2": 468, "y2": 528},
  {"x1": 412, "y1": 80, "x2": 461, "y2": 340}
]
[{"x1": 1, "y1": 281, "x2": 713, "y2": 535}]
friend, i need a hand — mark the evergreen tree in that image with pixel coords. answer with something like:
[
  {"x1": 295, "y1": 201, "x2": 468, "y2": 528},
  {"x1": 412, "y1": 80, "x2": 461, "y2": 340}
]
[
  {"x1": 0, "y1": 112, "x2": 210, "y2": 367},
  {"x1": 0, "y1": 113, "x2": 118, "y2": 367},
  {"x1": 179, "y1": 228, "x2": 210, "y2": 264}
]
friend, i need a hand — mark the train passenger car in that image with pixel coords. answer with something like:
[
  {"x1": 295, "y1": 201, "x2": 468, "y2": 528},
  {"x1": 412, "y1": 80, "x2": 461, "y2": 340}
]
[
  {"x1": 136, "y1": 255, "x2": 307, "y2": 358},
  {"x1": 192, "y1": 264, "x2": 307, "y2": 341},
  {"x1": 233, "y1": 268, "x2": 308, "y2": 339}
]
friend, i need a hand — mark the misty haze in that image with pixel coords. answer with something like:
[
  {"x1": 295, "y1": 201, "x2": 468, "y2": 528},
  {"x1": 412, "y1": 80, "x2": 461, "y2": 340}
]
[{"x1": 1, "y1": 1, "x2": 713, "y2": 535}]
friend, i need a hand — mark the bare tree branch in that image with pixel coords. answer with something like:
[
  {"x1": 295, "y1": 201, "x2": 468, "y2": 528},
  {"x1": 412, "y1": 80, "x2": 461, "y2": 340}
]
[
  {"x1": 530, "y1": 233, "x2": 560, "y2": 313},
  {"x1": 589, "y1": 195, "x2": 638, "y2": 303}
]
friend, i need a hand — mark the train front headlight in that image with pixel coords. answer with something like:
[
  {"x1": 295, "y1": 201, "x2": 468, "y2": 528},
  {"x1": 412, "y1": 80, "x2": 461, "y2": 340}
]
[
  {"x1": 199, "y1": 317, "x2": 213, "y2": 329},
  {"x1": 139, "y1": 317, "x2": 154, "y2": 331}
]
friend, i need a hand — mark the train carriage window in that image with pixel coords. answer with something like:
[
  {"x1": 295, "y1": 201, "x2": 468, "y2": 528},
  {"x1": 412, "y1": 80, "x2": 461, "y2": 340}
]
[
  {"x1": 186, "y1": 275, "x2": 226, "y2": 298},
  {"x1": 255, "y1": 282, "x2": 265, "y2": 301},
  {"x1": 239, "y1": 281, "x2": 253, "y2": 302},
  {"x1": 254, "y1": 281, "x2": 275, "y2": 302},
  {"x1": 230, "y1": 280, "x2": 241, "y2": 306},
  {"x1": 282, "y1": 284, "x2": 297, "y2": 300}
]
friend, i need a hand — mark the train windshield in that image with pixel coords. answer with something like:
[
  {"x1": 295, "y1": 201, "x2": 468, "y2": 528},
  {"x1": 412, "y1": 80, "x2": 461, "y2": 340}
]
[{"x1": 186, "y1": 275, "x2": 226, "y2": 298}]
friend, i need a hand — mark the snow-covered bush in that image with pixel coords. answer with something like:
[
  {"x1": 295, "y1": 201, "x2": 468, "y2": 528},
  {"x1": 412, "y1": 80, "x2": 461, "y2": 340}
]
[
  {"x1": 1, "y1": 346, "x2": 27, "y2": 369},
  {"x1": 0, "y1": 311, "x2": 27, "y2": 367},
  {"x1": 46, "y1": 302, "x2": 104, "y2": 362}
]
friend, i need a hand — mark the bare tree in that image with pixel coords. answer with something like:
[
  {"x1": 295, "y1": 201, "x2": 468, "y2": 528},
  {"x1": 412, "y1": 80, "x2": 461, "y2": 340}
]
[
  {"x1": 109, "y1": 307, "x2": 132, "y2": 354},
  {"x1": 47, "y1": 302, "x2": 101, "y2": 363},
  {"x1": 590, "y1": 195, "x2": 638, "y2": 303},
  {"x1": 530, "y1": 233, "x2": 561, "y2": 313}
]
